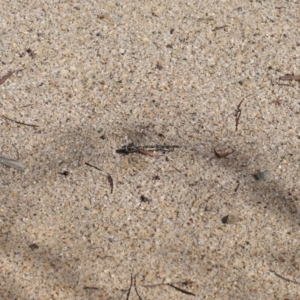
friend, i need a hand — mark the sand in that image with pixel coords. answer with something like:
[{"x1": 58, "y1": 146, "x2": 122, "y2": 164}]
[{"x1": 1, "y1": 1, "x2": 300, "y2": 299}]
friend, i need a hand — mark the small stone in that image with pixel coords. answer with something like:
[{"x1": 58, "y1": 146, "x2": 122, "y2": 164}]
[
  {"x1": 254, "y1": 170, "x2": 271, "y2": 181},
  {"x1": 97, "y1": 127, "x2": 106, "y2": 139},
  {"x1": 238, "y1": 78, "x2": 254, "y2": 87},
  {"x1": 222, "y1": 214, "x2": 240, "y2": 224},
  {"x1": 29, "y1": 243, "x2": 39, "y2": 250},
  {"x1": 233, "y1": 258, "x2": 245, "y2": 269}
]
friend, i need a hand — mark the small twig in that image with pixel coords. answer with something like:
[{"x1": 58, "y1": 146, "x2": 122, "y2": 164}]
[
  {"x1": 21, "y1": 104, "x2": 35, "y2": 108},
  {"x1": 0, "y1": 69, "x2": 23, "y2": 85},
  {"x1": 172, "y1": 166, "x2": 182, "y2": 173},
  {"x1": 235, "y1": 106, "x2": 242, "y2": 131},
  {"x1": 270, "y1": 270, "x2": 300, "y2": 285},
  {"x1": 212, "y1": 25, "x2": 227, "y2": 31},
  {"x1": 142, "y1": 279, "x2": 195, "y2": 296},
  {"x1": 85, "y1": 162, "x2": 104, "y2": 172},
  {"x1": 126, "y1": 272, "x2": 134, "y2": 300},
  {"x1": 235, "y1": 94, "x2": 251, "y2": 131},
  {"x1": 279, "y1": 74, "x2": 300, "y2": 82},
  {"x1": 234, "y1": 182, "x2": 240, "y2": 192},
  {"x1": 0, "y1": 71, "x2": 14, "y2": 85},
  {"x1": 2, "y1": 115, "x2": 39, "y2": 128},
  {"x1": 214, "y1": 148, "x2": 235, "y2": 158},
  {"x1": 198, "y1": 17, "x2": 214, "y2": 22},
  {"x1": 167, "y1": 283, "x2": 196, "y2": 296},
  {"x1": 83, "y1": 286, "x2": 99, "y2": 290},
  {"x1": 134, "y1": 274, "x2": 143, "y2": 300}
]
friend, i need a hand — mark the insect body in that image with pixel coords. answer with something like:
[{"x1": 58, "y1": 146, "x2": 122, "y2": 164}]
[{"x1": 118, "y1": 143, "x2": 180, "y2": 155}]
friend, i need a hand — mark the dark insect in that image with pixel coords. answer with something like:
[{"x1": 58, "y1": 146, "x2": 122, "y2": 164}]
[
  {"x1": 140, "y1": 195, "x2": 152, "y2": 203},
  {"x1": 116, "y1": 143, "x2": 180, "y2": 155},
  {"x1": 26, "y1": 48, "x2": 36, "y2": 58},
  {"x1": 58, "y1": 170, "x2": 70, "y2": 176}
]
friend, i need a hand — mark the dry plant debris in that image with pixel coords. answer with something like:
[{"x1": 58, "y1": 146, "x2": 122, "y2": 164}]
[
  {"x1": 0, "y1": 69, "x2": 23, "y2": 85},
  {"x1": 214, "y1": 147, "x2": 235, "y2": 158},
  {"x1": 279, "y1": 74, "x2": 300, "y2": 82},
  {"x1": 2, "y1": 115, "x2": 39, "y2": 128},
  {"x1": 270, "y1": 270, "x2": 300, "y2": 285},
  {"x1": 0, "y1": 155, "x2": 26, "y2": 171},
  {"x1": 85, "y1": 162, "x2": 114, "y2": 193},
  {"x1": 234, "y1": 94, "x2": 251, "y2": 131},
  {"x1": 141, "y1": 278, "x2": 195, "y2": 297},
  {"x1": 120, "y1": 273, "x2": 195, "y2": 299}
]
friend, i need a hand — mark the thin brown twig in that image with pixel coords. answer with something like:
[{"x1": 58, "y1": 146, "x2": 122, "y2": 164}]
[
  {"x1": 141, "y1": 279, "x2": 195, "y2": 296},
  {"x1": 234, "y1": 182, "x2": 240, "y2": 192},
  {"x1": 235, "y1": 94, "x2": 251, "y2": 131},
  {"x1": 0, "y1": 71, "x2": 14, "y2": 85},
  {"x1": 21, "y1": 104, "x2": 35, "y2": 108},
  {"x1": 85, "y1": 161, "x2": 104, "y2": 172},
  {"x1": 172, "y1": 166, "x2": 182, "y2": 173},
  {"x1": 134, "y1": 274, "x2": 143, "y2": 300},
  {"x1": 126, "y1": 272, "x2": 134, "y2": 300},
  {"x1": 235, "y1": 105, "x2": 243, "y2": 131},
  {"x1": 270, "y1": 270, "x2": 300, "y2": 285},
  {"x1": 167, "y1": 283, "x2": 196, "y2": 296},
  {"x1": 212, "y1": 25, "x2": 227, "y2": 31},
  {"x1": 0, "y1": 69, "x2": 23, "y2": 85},
  {"x1": 2, "y1": 115, "x2": 39, "y2": 128}
]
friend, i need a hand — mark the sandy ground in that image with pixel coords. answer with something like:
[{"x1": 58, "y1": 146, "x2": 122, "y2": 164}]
[{"x1": 1, "y1": 1, "x2": 300, "y2": 299}]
